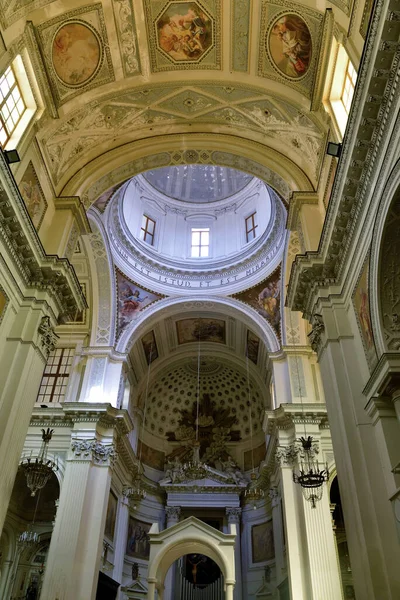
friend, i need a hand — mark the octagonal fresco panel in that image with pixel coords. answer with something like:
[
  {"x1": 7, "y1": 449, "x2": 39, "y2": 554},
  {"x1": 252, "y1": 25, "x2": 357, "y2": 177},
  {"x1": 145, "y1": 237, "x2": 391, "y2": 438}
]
[
  {"x1": 52, "y1": 22, "x2": 101, "y2": 86},
  {"x1": 157, "y1": 2, "x2": 213, "y2": 62},
  {"x1": 268, "y1": 13, "x2": 312, "y2": 79}
]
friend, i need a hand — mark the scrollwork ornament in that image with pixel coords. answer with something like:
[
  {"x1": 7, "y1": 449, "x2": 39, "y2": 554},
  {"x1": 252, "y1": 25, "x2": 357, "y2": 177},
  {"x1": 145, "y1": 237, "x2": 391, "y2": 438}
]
[
  {"x1": 92, "y1": 442, "x2": 117, "y2": 467},
  {"x1": 268, "y1": 487, "x2": 280, "y2": 507},
  {"x1": 308, "y1": 313, "x2": 325, "y2": 353},
  {"x1": 38, "y1": 316, "x2": 59, "y2": 358},
  {"x1": 226, "y1": 507, "x2": 242, "y2": 523},
  {"x1": 275, "y1": 445, "x2": 298, "y2": 467},
  {"x1": 165, "y1": 506, "x2": 181, "y2": 523}
]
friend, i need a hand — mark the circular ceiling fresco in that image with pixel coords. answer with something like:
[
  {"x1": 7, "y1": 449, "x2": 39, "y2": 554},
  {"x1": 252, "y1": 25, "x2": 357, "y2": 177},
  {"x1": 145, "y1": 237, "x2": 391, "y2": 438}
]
[
  {"x1": 141, "y1": 360, "x2": 264, "y2": 440},
  {"x1": 143, "y1": 165, "x2": 253, "y2": 203}
]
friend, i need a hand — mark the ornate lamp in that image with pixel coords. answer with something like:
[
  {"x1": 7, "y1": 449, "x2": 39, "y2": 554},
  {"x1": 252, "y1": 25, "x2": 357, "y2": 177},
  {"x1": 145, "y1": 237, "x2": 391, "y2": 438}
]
[
  {"x1": 18, "y1": 527, "x2": 39, "y2": 547},
  {"x1": 124, "y1": 477, "x2": 147, "y2": 510},
  {"x1": 292, "y1": 436, "x2": 329, "y2": 508},
  {"x1": 20, "y1": 428, "x2": 58, "y2": 497},
  {"x1": 244, "y1": 472, "x2": 265, "y2": 510}
]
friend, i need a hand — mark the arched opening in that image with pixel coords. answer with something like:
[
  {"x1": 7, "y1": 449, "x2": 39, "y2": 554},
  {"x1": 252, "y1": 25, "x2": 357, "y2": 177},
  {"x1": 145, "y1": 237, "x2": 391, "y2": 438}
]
[
  {"x1": 330, "y1": 476, "x2": 355, "y2": 599},
  {"x1": 1, "y1": 470, "x2": 59, "y2": 600},
  {"x1": 174, "y1": 553, "x2": 224, "y2": 598}
]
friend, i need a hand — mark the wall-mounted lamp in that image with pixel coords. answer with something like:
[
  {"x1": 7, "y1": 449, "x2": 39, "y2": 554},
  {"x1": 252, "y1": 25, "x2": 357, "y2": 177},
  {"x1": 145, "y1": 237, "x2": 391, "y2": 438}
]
[{"x1": 326, "y1": 142, "x2": 342, "y2": 158}]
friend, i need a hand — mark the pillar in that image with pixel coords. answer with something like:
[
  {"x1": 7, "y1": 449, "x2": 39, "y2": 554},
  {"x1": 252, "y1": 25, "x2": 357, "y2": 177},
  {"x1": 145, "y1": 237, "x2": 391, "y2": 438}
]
[
  {"x1": 164, "y1": 506, "x2": 181, "y2": 600},
  {"x1": 40, "y1": 426, "x2": 117, "y2": 600},
  {"x1": 0, "y1": 310, "x2": 57, "y2": 533},
  {"x1": 316, "y1": 306, "x2": 400, "y2": 599},
  {"x1": 226, "y1": 508, "x2": 242, "y2": 600},
  {"x1": 225, "y1": 582, "x2": 234, "y2": 600},
  {"x1": 268, "y1": 488, "x2": 285, "y2": 586},
  {"x1": 112, "y1": 495, "x2": 130, "y2": 598}
]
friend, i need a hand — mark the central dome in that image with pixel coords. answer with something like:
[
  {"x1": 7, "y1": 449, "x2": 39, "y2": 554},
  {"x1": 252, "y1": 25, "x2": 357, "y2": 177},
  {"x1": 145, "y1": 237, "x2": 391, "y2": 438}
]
[{"x1": 143, "y1": 165, "x2": 253, "y2": 203}]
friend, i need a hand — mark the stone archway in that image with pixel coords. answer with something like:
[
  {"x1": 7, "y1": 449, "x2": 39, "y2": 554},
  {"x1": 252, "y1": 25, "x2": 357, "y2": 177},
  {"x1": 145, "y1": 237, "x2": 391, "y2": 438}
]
[{"x1": 147, "y1": 516, "x2": 236, "y2": 600}]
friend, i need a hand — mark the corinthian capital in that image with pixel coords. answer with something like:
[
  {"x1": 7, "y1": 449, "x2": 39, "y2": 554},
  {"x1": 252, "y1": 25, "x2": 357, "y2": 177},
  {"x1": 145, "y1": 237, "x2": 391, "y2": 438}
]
[
  {"x1": 226, "y1": 507, "x2": 242, "y2": 523},
  {"x1": 38, "y1": 316, "x2": 59, "y2": 358},
  {"x1": 70, "y1": 438, "x2": 117, "y2": 467},
  {"x1": 275, "y1": 445, "x2": 298, "y2": 467}
]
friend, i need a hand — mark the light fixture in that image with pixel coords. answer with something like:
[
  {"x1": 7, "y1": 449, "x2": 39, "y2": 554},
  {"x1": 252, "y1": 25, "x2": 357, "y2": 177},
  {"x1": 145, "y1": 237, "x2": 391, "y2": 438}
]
[
  {"x1": 289, "y1": 311, "x2": 328, "y2": 508},
  {"x1": 243, "y1": 344, "x2": 264, "y2": 509},
  {"x1": 126, "y1": 336, "x2": 157, "y2": 509},
  {"x1": 292, "y1": 436, "x2": 329, "y2": 509},
  {"x1": 18, "y1": 488, "x2": 42, "y2": 548},
  {"x1": 20, "y1": 428, "x2": 58, "y2": 497},
  {"x1": 326, "y1": 141, "x2": 342, "y2": 158},
  {"x1": 4, "y1": 148, "x2": 20, "y2": 164}
]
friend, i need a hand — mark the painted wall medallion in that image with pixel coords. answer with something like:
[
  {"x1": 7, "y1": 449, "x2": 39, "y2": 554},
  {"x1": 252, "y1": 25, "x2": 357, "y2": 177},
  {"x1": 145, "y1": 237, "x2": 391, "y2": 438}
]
[
  {"x1": 141, "y1": 330, "x2": 159, "y2": 364},
  {"x1": 116, "y1": 271, "x2": 162, "y2": 338},
  {"x1": 52, "y1": 22, "x2": 101, "y2": 86},
  {"x1": 137, "y1": 440, "x2": 165, "y2": 470},
  {"x1": 104, "y1": 490, "x2": 117, "y2": 540},
  {"x1": 0, "y1": 287, "x2": 8, "y2": 326},
  {"x1": 268, "y1": 13, "x2": 312, "y2": 79},
  {"x1": 353, "y1": 258, "x2": 377, "y2": 368},
  {"x1": 252, "y1": 520, "x2": 275, "y2": 563},
  {"x1": 19, "y1": 161, "x2": 48, "y2": 230},
  {"x1": 246, "y1": 330, "x2": 260, "y2": 365},
  {"x1": 156, "y1": 2, "x2": 213, "y2": 62}
]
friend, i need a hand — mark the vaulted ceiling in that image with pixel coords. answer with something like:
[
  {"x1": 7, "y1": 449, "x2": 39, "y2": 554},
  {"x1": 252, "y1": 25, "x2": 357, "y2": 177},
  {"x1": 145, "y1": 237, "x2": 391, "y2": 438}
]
[{"x1": 0, "y1": 0, "x2": 367, "y2": 200}]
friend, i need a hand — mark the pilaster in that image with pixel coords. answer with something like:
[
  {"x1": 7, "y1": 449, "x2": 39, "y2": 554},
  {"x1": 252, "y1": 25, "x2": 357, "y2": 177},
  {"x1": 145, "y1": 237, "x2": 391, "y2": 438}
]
[
  {"x1": 226, "y1": 508, "x2": 242, "y2": 600},
  {"x1": 112, "y1": 495, "x2": 130, "y2": 597}
]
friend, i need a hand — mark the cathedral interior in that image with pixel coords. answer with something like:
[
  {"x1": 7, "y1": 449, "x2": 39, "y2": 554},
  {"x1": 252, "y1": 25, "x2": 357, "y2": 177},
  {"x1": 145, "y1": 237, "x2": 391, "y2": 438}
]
[{"x1": 0, "y1": 0, "x2": 399, "y2": 599}]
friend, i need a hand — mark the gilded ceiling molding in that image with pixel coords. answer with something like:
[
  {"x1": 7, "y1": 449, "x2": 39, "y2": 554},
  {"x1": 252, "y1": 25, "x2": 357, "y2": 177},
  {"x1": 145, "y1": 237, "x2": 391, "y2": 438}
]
[
  {"x1": 58, "y1": 134, "x2": 313, "y2": 210},
  {"x1": 231, "y1": 0, "x2": 252, "y2": 72},
  {"x1": 37, "y1": 80, "x2": 326, "y2": 189}
]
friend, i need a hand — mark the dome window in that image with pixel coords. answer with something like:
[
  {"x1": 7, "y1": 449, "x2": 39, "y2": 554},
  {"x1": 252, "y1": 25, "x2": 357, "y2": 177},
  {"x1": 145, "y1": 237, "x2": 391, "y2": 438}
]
[
  {"x1": 140, "y1": 214, "x2": 156, "y2": 246},
  {"x1": 191, "y1": 227, "x2": 209, "y2": 258},
  {"x1": 245, "y1": 211, "x2": 258, "y2": 243}
]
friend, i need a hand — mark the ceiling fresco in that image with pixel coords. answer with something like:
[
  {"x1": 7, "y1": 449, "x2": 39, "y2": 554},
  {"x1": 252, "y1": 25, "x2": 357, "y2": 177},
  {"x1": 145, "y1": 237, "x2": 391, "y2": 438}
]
[
  {"x1": 39, "y1": 82, "x2": 326, "y2": 187},
  {"x1": 145, "y1": 0, "x2": 221, "y2": 71},
  {"x1": 36, "y1": 5, "x2": 114, "y2": 105}
]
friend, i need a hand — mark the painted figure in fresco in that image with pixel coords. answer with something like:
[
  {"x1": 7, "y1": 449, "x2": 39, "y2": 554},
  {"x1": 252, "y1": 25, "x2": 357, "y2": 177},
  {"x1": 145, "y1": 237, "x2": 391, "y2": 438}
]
[
  {"x1": 358, "y1": 287, "x2": 373, "y2": 347},
  {"x1": 257, "y1": 279, "x2": 281, "y2": 327},
  {"x1": 53, "y1": 24, "x2": 99, "y2": 85},
  {"x1": 120, "y1": 287, "x2": 148, "y2": 317},
  {"x1": 271, "y1": 15, "x2": 311, "y2": 78},
  {"x1": 158, "y1": 5, "x2": 210, "y2": 61},
  {"x1": 20, "y1": 178, "x2": 42, "y2": 223}
]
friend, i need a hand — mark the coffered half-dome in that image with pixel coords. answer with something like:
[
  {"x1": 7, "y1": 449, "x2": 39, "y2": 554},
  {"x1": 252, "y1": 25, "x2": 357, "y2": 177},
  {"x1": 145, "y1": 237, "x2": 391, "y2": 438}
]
[{"x1": 104, "y1": 165, "x2": 286, "y2": 295}]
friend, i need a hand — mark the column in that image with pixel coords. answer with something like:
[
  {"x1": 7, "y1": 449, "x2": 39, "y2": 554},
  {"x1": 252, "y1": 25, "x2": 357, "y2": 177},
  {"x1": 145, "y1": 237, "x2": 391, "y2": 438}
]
[
  {"x1": 0, "y1": 310, "x2": 57, "y2": 533},
  {"x1": 268, "y1": 488, "x2": 285, "y2": 586},
  {"x1": 225, "y1": 582, "x2": 234, "y2": 600},
  {"x1": 40, "y1": 430, "x2": 116, "y2": 600},
  {"x1": 226, "y1": 508, "x2": 242, "y2": 600},
  {"x1": 112, "y1": 495, "x2": 130, "y2": 598},
  {"x1": 164, "y1": 507, "x2": 181, "y2": 600},
  {"x1": 276, "y1": 446, "x2": 308, "y2": 600}
]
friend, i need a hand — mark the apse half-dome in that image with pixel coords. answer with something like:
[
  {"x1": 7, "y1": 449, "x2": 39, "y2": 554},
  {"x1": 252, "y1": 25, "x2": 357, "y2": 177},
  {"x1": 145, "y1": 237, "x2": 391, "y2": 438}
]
[{"x1": 104, "y1": 165, "x2": 286, "y2": 295}]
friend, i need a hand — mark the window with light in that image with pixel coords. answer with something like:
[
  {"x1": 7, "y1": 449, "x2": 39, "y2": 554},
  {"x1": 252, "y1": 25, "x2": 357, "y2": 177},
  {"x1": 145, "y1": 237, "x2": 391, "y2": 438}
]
[
  {"x1": 341, "y1": 59, "x2": 357, "y2": 114},
  {"x1": 191, "y1": 227, "x2": 209, "y2": 257},
  {"x1": 245, "y1": 212, "x2": 258, "y2": 242},
  {"x1": 0, "y1": 66, "x2": 26, "y2": 148},
  {"x1": 36, "y1": 348, "x2": 74, "y2": 404},
  {"x1": 140, "y1": 215, "x2": 156, "y2": 245}
]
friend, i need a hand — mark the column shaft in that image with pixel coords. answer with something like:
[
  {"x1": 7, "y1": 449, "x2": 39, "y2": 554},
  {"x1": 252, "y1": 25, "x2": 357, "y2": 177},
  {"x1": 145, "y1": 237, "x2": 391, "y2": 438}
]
[{"x1": 113, "y1": 497, "x2": 129, "y2": 596}]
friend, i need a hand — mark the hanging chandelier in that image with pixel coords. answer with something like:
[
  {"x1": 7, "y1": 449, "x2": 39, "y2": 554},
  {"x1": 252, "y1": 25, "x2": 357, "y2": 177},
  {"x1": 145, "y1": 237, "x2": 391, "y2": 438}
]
[
  {"x1": 18, "y1": 527, "x2": 39, "y2": 547},
  {"x1": 124, "y1": 477, "x2": 147, "y2": 510},
  {"x1": 20, "y1": 428, "x2": 58, "y2": 497},
  {"x1": 292, "y1": 436, "x2": 329, "y2": 508},
  {"x1": 244, "y1": 472, "x2": 265, "y2": 510},
  {"x1": 243, "y1": 345, "x2": 265, "y2": 509}
]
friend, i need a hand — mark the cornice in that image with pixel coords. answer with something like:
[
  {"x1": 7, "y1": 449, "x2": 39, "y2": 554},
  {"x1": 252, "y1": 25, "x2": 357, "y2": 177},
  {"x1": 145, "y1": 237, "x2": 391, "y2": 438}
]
[
  {"x1": 265, "y1": 403, "x2": 329, "y2": 434},
  {"x1": 362, "y1": 352, "x2": 400, "y2": 399},
  {"x1": 0, "y1": 152, "x2": 86, "y2": 319},
  {"x1": 286, "y1": 0, "x2": 400, "y2": 317},
  {"x1": 286, "y1": 191, "x2": 319, "y2": 231},
  {"x1": 55, "y1": 196, "x2": 91, "y2": 235}
]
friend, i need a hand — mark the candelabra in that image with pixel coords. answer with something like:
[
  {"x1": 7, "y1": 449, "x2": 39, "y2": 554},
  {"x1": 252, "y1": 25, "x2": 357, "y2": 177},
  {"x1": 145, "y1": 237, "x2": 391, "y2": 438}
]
[{"x1": 20, "y1": 428, "x2": 58, "y2": 497}]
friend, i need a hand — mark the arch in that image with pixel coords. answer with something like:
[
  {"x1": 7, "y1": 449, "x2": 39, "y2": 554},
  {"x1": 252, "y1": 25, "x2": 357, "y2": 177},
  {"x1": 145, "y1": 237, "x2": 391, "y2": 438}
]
[
  {"x1": 116, "y1": 295, "x2": 281, "y2": 355},
  {"x1": 370, "y1": 157, "x2": 400, "y2": 355},
  {"x1": 59, "y1": 133, "x2": 314, "y2": 204},
  {"x1": 147, "y1": 517, "x2": 236, "y2": 599}
]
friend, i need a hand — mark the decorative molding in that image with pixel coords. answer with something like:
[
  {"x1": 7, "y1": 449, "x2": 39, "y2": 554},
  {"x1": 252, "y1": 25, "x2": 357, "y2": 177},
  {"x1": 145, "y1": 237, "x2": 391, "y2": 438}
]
[
  {"x1": 112, "y1": 0, "x2": 141, "y2": 77},
  {"x1": 70, "y1": 438, "x2": 117, "y2": 467},
  {"x1": 226, "y1": 507, "x2": 242, "y2": 522},
  {"x1": 275, "y1": 445, "x2": 298, "y2": 466},
  {"x1": 165, "y1": 506, "x2": 181, "y2": 522},
  {"x1": 231, "y1": 0, "x2": 251, "y2": 72},
  {"x1": 307, "y1": 313, "x2": 325, "y2": 354},
  {"x1": 38, "y1": 316, "x2": 59, "y2": 358}
]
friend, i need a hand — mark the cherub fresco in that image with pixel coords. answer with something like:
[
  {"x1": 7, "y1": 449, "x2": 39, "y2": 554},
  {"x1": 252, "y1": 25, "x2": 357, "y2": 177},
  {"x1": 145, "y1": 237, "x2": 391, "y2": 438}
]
[
  {"x1": 269, "y1": 14, "x2": 312, "y2": 79},
  {"x1": 116, "y1": 272, "x2": 160, "y2": 337},
  {"x1": 157, "y1": 3, "x2": 212, "y2": 61}
]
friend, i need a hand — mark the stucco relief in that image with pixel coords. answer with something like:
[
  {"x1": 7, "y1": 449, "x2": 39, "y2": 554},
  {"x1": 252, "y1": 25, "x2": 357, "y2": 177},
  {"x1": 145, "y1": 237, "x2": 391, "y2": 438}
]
[
  {"x1": 112, "y1": 0, "x2": 141, "y2": 76},
  {"x1": 259, "y1": 1, "x2": 324, "y2": 99},
  {"x1": 36, "y1": 5, "x2": 114, "y2": 105},
  {"x1": 39, "y1": 82, "x2": 324, "y2": 187},
  {"x1": 145, "y1": 0, "x2": 221, "y2": 72}
]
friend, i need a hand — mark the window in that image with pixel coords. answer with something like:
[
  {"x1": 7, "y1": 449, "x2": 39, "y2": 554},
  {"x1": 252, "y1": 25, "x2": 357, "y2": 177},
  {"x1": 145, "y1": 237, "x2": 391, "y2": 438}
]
[
  {"x1": 0, "y1": 66, "x2": 26, "y2": 148},
  {"x1": 191, "y1": 227, "x2": 209, "y2": 257},
  {"x1": 341, "y1": 58, "x2": 357, "y2": 114},
  {"x1": 140, "y1": 215, "x2": 156, "y2": 245},
  {"x1": 36, "y1": 348, "x2": 74, "y2": 404},
  {"x1": 245, "y1": 212, "x2": 258, "y2": 242}
]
